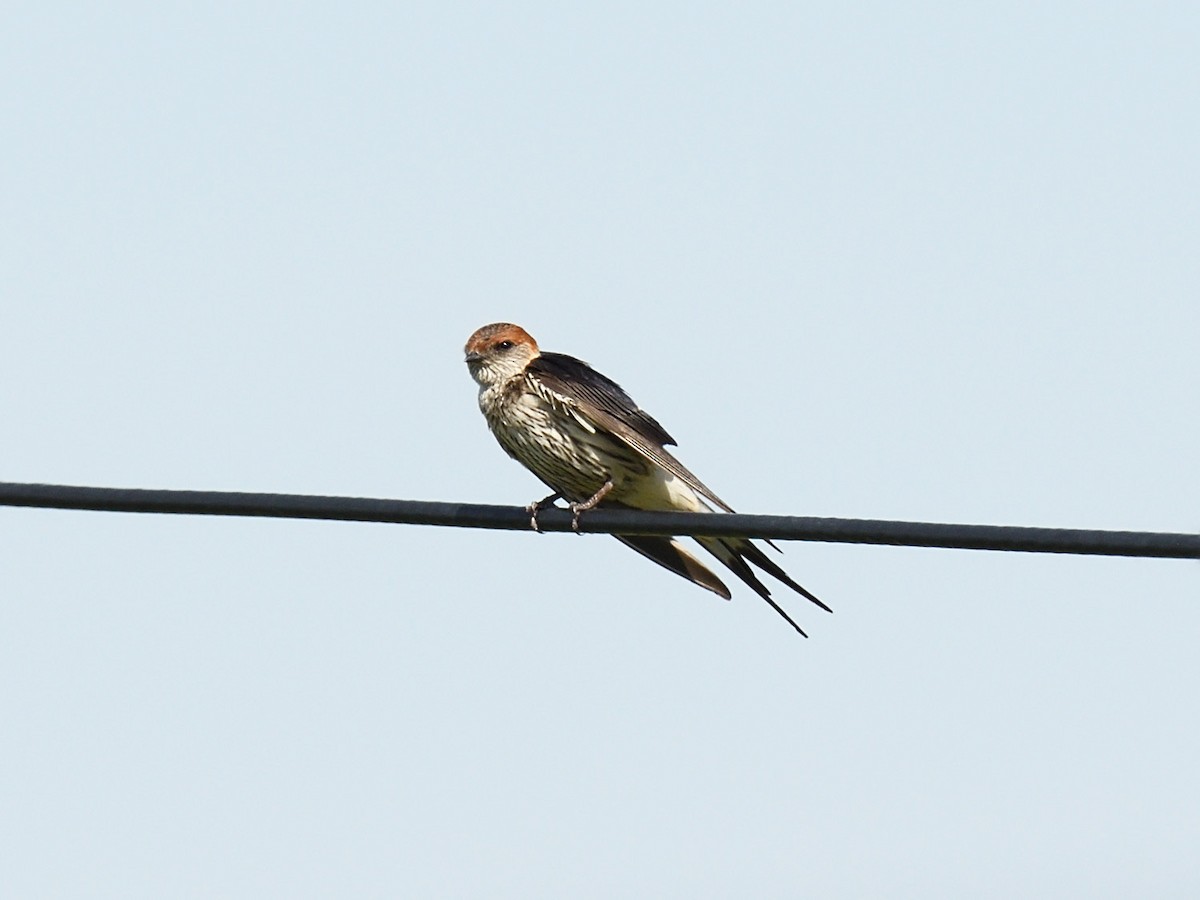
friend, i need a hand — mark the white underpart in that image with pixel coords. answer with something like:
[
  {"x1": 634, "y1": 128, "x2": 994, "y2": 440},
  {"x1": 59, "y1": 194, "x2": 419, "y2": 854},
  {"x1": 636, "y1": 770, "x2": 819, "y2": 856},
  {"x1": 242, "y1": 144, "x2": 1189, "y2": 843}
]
[
  {"x1": 475, "y1": 372, "x2": 712, "y2": 511},
  {"x1": 618, "y1": 466, "x2": 712, "y2": 514}
]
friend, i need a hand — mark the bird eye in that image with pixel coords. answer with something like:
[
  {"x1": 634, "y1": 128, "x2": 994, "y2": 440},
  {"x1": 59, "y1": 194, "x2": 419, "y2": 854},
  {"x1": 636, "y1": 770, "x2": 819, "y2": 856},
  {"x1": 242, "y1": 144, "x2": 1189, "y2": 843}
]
[{"x1": 495, "y1": 340, "x2": 514, "y2": 351}]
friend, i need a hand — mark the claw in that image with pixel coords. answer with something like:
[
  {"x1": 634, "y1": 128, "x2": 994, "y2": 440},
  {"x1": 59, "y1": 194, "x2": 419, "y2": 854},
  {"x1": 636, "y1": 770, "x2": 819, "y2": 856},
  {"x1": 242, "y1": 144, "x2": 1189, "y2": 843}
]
[
  {"x1": 526, "y1": 492, "x2": 562, "y2": 533},
  {"x1": 567, "y1": 479, "x2": 614, "y2": 534}
]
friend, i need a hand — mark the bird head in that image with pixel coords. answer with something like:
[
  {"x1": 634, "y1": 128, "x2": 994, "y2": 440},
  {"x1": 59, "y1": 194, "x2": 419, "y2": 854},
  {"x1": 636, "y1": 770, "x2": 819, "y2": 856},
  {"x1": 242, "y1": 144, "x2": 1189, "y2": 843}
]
[{"x1": 464, "y1": 323, "x2": 540, "y2": 386}]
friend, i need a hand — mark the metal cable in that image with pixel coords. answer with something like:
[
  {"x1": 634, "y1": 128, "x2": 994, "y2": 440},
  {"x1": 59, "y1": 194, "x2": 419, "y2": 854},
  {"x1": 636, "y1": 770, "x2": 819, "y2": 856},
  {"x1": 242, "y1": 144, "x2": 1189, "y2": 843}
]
[{"x1": 1, "y1": 481, "x2": 1196, "y2": 559}]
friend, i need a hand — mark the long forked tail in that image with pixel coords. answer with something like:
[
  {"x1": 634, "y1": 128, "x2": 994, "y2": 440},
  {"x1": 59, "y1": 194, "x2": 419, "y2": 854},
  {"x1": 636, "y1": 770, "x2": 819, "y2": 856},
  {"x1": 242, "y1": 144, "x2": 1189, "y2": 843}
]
[
  {"x1": 614, "y1": 535, "x2": 732, "y2": 600},
  {"x1": 696, "y1": 536, "x2": 832, "y2": 637}
]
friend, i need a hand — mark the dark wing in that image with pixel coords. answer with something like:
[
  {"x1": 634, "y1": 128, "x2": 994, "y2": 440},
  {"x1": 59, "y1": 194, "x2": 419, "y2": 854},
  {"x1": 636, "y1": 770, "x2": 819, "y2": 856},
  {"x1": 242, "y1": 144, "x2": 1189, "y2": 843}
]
[
  {"x1": 530, "y1": 352, "x2": 674, "y2": 444},
  {"x1": 529, "y1": 352, "x2": 735, "y2": 512}
]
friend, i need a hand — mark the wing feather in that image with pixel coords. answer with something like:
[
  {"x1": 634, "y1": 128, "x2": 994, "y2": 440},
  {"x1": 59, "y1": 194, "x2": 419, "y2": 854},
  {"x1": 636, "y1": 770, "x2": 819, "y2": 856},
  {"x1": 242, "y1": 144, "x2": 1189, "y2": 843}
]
[{"x1": 528, "y1": 353, "x2": 736, "y2": 512}]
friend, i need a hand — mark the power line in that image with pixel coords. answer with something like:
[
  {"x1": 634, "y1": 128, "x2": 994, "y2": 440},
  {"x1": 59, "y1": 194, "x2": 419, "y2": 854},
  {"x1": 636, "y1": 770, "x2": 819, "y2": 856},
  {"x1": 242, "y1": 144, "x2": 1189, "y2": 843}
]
[{"x1": 1, "y1": 481, "x2": 1196, "y2": 560}]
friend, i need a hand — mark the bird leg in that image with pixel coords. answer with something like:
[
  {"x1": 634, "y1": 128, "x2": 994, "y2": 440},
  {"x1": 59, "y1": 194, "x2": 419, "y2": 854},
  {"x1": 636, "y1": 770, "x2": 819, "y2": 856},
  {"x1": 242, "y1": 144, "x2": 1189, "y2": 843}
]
[
  {"x1": 526, "y1": 491, "x2": 563, "y2": 532},
  {"x1": 568, "y1": 479, "x2": 614, "y2": 533}
]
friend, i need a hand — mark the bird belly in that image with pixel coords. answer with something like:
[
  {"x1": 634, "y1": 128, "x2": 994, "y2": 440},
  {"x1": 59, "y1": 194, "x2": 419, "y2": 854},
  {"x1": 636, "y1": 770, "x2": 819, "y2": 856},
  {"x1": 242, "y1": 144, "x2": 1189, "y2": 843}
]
[
  {"x1": 486, "y1": 389, "x2": 648, "y2": 502},
  {"x1": 613, "y1": 467, "x2": 710, "y2": 513}
]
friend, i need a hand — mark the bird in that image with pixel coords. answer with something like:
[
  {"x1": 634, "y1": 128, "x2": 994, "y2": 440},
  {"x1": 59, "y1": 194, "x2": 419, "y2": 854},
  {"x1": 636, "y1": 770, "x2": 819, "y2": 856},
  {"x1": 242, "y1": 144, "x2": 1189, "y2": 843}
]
[{"x1": 463, "y1": 322, "x2": 831, "y2": 636}]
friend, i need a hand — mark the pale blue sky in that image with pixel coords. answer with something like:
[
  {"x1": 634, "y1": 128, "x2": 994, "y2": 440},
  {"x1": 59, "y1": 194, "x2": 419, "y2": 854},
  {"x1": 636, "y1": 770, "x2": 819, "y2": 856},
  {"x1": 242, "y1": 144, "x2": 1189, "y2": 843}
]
[{"x1": 2, "y1": 2, "x2": 1198, "y2": 897}]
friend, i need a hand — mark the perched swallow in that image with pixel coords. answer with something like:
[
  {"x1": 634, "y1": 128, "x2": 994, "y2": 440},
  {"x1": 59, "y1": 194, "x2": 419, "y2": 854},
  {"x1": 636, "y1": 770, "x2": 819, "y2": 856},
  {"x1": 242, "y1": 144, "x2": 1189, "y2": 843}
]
[{"x1": 463, "y1": 322, "x2": 830, "y2": 635}]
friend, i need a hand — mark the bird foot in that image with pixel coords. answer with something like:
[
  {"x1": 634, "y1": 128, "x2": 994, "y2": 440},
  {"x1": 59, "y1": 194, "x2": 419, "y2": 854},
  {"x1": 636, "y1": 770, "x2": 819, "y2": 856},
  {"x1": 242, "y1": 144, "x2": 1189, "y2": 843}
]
[
  {"x1": 567, "y1": 479, "x2": 615, "y2": 534},
  {"x1": 526, "y1": 492, "x2": 562, "y2": 533}
]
